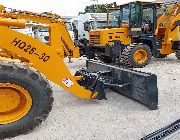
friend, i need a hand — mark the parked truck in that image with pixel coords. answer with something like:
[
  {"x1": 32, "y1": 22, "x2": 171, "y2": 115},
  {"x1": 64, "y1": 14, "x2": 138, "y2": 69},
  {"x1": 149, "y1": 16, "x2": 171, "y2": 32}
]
[
  {"x1": 11, "y1": 23, "x2": 34, "y2": 38},
  {"x1": 76, "y1": 13, "x2": 113, "y2": 55},
  {"x1": 77, "y1": 13, "x2": 109, "y2": 42},
  {"x1": 33, "y1": 18, "x2": 75, "y2": 45}
]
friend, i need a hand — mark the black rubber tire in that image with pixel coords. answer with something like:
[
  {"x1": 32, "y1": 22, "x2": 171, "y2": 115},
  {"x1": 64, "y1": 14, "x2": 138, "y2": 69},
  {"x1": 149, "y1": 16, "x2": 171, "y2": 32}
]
[
  {"x1": 0, "y1": 61, "x2": 53, "y2": 139},
  {"x1": 175, "y1": 49, "x2": 180, "y2": 60},
  {"x1": 121, "y1": 43, "x2": 152, "y2": 68}
]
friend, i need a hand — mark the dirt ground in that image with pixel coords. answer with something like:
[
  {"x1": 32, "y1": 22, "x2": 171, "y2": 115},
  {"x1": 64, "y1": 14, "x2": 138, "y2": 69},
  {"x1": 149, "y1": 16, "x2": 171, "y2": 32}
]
[{"x1": 11, "y1": 55, "x2": 180, "y2": 140}]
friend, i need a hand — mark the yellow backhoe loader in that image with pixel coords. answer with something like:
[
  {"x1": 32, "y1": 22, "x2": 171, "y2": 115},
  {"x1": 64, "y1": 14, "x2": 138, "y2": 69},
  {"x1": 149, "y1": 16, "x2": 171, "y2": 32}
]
[
  {"x1": 0, "y1": 5, "x2": 158, "y2": 139},
  {"x1": 85, "y1": 0, "x2": 180, "y2": 68}
]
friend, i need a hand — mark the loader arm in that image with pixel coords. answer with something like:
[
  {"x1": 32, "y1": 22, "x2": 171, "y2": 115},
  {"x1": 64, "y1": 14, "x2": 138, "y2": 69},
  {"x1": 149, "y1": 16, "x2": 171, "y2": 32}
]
[
  {"x1": 0, "y1": 6, "x2": 77, "y2": 58},
  {"x1": 0, "y1": 25, "x2": 97, "y2": 99},
  {"x1": 0, "y1": 4, "x2": 159, "y2": 139},
  {"x1": 0, "y1": 6, "x2": 99, "y2": 99},
  {"x1": 156, "y1": 2, "x2": 180, "y2": 54},
  {"x1": 0, "y1": 5, "x2": 158, "y2": 108},
  {"x1": 156, "y1": 1, "x2": 180, "y2": 35}
]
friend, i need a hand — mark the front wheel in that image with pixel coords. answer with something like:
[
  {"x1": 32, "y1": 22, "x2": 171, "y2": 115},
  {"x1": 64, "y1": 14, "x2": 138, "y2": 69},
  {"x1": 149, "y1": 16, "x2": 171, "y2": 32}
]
[
  {"x1": 0, "y1": 61, "x2": 53, "y2": 139},
  {"x1": 121, "y1": 44, "x2": 152, "y2": 68}
]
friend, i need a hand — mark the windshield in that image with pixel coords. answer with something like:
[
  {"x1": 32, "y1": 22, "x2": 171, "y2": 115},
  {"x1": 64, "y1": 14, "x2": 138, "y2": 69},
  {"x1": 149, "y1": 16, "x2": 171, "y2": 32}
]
[
  {"x1": 143, "y1": 8, "x2": 153, "y2": 23},
  {"x1": 122, "y1": 6, "x2": 130, "y2": 24},
  {"x1": 38, "y1": 28, "x2": 49, "y2": 32},
  {"x1": 65, "y1": 22, "x2": 73, "y2": 31},
  {"x1": 130, "y1": 3, "x2": 141, "y2": 27},
  {"x1": 109, "y1": 10, "x2": 121, "y2": 27}
]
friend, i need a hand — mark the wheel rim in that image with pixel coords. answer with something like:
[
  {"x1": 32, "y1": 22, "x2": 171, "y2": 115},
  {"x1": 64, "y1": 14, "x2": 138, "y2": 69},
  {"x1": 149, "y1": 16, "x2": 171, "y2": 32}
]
[
  {"x1": 134, "y1": 49, "x2": 148, "y2": 64},
  {"x1": 0, "y1": 83, "x2": 32, "y2": 124}
]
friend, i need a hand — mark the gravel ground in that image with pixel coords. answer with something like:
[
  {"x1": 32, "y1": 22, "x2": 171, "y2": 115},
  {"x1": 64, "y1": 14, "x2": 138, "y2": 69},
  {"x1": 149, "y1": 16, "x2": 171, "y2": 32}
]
[{"x1": 11, "y1": 55, "x2": 180, "y2": 140}]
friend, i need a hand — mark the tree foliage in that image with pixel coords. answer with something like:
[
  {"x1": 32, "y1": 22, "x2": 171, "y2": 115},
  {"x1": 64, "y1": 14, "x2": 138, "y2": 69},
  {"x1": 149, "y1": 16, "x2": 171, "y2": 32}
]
[{"x1": 85, "y1": 4, "x2": 107, "y2": 13}]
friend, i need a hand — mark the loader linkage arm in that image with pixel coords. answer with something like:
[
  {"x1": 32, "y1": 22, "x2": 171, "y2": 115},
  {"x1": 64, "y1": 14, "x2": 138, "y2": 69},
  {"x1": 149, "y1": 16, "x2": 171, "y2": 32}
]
[
  {"x1": 0, "y1": 5, "x2": 78, "y2": 58},
  {"x1": 156, "y1": 1, "x2": 180, "y2": 45},
  {"x1": 0, "y1": 5, "x2": 158, "y2": 109},
  {"x1": 0, "y1": 6, "x2": 99, "y2": 99}
]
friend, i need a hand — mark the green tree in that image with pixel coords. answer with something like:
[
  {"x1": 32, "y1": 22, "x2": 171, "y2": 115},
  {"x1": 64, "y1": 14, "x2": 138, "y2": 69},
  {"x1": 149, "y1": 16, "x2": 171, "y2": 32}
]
[{"x1": 84, "y1": 4, "x2": 107, "y2": 13}]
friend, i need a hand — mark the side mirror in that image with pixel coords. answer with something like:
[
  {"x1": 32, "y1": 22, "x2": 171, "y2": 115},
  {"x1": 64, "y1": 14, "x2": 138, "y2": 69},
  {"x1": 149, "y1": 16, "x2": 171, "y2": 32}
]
[{"x1": 84, "y1": 22, "x2": 91, "y2": 32}]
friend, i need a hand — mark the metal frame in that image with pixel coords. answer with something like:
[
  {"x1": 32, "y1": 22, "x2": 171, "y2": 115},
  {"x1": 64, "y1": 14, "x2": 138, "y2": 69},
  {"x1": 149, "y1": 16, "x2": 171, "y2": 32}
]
[{"x1": 78, "y1": 60, "x2": 159, "y2": 110}]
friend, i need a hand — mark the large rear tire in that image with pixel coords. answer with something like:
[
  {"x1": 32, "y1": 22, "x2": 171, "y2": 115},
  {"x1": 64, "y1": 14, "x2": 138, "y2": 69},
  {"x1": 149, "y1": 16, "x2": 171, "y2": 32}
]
[
  {"x1": 121, "y1": 44, "x2": 152, "y2": 68},
  {"x1": 0, "y1": 61, "x2": 53, "y2": 139}
]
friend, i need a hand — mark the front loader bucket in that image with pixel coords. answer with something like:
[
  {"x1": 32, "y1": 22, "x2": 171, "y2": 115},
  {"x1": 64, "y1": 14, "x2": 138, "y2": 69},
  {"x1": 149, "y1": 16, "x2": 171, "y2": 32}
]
[{"x1": 85, "y1": 60, "x2": 158, "y2": 110}]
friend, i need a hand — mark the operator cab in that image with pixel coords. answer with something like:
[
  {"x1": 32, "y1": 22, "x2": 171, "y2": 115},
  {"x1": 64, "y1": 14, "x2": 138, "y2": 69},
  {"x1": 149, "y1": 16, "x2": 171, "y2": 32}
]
[{"x1": 119, "y1": 1, "x2": 161, "y2": 35}]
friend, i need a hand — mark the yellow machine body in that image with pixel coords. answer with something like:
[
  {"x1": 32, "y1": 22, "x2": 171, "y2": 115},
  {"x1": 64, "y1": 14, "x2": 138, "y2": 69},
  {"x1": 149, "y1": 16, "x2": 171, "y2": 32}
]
[
  {"x1": 0, "y1": 4, "x2": 159, "y2": 139},
  {"x1": 0, "y1": 6, "x2": 97, "y2": 99},
  {"x1": 0, "y1": 18, "x2": 26, "y2": 27},
  {"x1": 89, "y1": 1, "x2": 180, "y2": 55},
  {"x1": 89, "y1": 27, "x2": 132, "y2": 46}
]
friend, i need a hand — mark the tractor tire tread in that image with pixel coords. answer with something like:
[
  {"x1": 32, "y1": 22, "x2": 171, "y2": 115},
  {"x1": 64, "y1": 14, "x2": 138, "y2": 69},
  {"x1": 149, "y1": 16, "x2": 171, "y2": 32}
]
[
  {"x1": 0, "y1": 61, "x2": 53, "y2": 139},
  {"x1": 121, "y1": 44, "x2": 151, "y2": 68}
]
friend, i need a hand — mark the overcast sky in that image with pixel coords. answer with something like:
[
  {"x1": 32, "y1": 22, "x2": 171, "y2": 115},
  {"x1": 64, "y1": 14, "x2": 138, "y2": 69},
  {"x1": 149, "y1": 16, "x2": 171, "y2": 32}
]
[{"x1": 0, "y1": 0, "x2": 154, "y2": 16}]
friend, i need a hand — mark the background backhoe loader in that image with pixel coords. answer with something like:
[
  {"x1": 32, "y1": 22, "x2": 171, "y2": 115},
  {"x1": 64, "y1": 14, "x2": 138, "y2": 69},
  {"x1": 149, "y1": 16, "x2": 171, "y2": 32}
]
[
  {"x1": 0, "y1": 5, "x2": 158, "y2": 139},
  {"x1": 85, "y1": 0, "x2": 180, "y2": 68}
]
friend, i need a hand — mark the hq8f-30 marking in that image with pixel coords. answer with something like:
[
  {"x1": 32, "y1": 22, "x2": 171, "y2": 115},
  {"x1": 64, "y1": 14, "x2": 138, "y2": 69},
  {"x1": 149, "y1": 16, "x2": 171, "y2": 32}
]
[{"x1": 11, "y1": 38, "x2": 50, "y2": 62}]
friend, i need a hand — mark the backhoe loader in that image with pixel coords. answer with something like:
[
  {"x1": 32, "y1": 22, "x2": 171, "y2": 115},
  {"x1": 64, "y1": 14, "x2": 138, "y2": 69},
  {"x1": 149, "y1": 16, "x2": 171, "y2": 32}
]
[
  {"x1": 0, "y1": 5, "x2": 158, "y2": 139},
  {"x1": 86, "y1": 0, "x2": 180, "y2": 68}
]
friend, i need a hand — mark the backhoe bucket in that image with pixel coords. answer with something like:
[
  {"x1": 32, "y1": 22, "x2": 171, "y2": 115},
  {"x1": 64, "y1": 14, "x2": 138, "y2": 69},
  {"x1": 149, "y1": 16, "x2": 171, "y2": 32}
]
[{"x1": 76, "y1": 60, "x2": 158, "y2": 110}]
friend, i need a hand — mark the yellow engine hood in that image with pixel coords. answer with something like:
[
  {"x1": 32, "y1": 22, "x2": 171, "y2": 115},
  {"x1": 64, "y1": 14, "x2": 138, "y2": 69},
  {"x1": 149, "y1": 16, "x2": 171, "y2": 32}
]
[{"x1": 89, "y1": 27, "x2": 131, "y2": 46}]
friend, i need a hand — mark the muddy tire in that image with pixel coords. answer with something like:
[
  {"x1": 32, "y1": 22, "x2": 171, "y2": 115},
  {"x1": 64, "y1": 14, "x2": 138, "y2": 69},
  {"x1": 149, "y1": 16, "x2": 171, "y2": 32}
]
[
  {"x1": 121, "y1": 44, "x2": 152, "y2": 68},
  {"x1": 0, "y1": 61, "x2": 53, "y2": 139}
]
